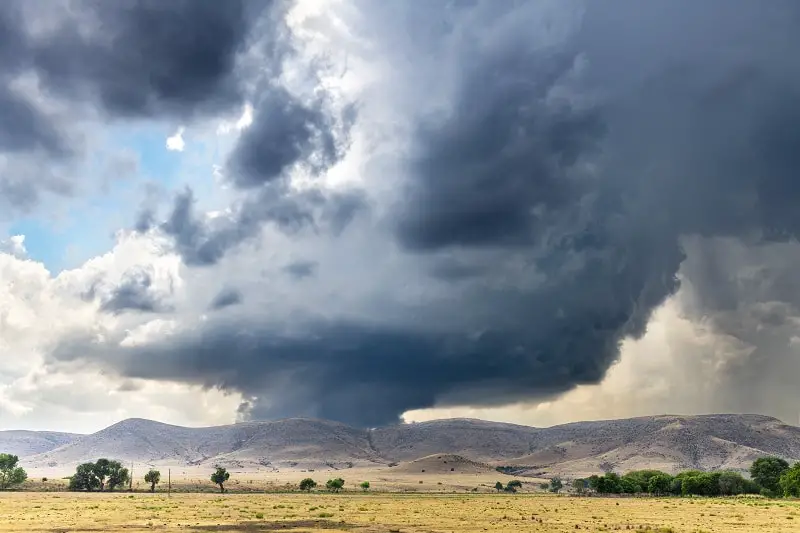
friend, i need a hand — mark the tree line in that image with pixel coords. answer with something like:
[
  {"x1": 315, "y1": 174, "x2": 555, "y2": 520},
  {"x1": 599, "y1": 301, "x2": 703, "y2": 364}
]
[{"x1": 569, "y1": 457, "x2": 800, "y2": 498}]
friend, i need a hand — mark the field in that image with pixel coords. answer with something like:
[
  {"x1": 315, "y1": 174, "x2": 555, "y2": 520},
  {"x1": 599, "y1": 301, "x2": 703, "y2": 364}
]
[{"x1": 1, "y1": 492, "x2": 799, "y2": 533}]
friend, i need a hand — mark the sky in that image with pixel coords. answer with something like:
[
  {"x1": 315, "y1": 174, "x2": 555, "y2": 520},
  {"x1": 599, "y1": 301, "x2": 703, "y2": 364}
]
[{"x1": 3, "y1": 0, "x2": 800, "y2": 434}]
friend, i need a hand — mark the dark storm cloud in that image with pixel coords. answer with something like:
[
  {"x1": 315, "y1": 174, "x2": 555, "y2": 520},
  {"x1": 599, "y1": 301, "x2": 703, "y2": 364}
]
[
  {"x1": 29, "y1": 0, "x2": 270, "y2": 119},
  {"x1": 96, "y1": 269, "x2": 173, "y2": 315},
  {"x1": 48, "y1": 0, "x2": 800, "y2": 426},
  {"x1": 0, "y1": 0, "x2": 280, "y2": 209},
  {"x1": 209, "y1": 288, "x2": 243, "y2": 311},
  {"x1": 228, "y1": 89, "x2": 356, "y2": 188}
]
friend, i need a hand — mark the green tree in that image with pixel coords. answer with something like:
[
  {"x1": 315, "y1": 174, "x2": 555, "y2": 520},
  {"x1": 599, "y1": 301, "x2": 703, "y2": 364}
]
[
  {"x1": 326, "y1": 477, "x2": 345, "y2": 492},
  {"x1": 0, "y1": 454, "x2": 26, "y2": 490},
  {"x1": 93, "y1": 458, "x2": 111, "y2": 491},
  {"x1": 646, "y1": 473, "x2": 673, "y2": 495},
  {"x1": 360, "y1": 481, "x2": 370, "y2": 491},
  {"x1": 571, "y1": 478, "x2": 587, "y2": 494},
  {"x1": 779, "y1": 463, "x2": 800, "y2": 497},
  {"x1": 505, "y1": 479, "x2": 522, "y2": 493},
  {"x1": 718, "y1": 471, "x2": 746, "y2": 496},
  {"x1": 144, "y1": 470, "x2": 161, "y2": 493},
  {"x1": 106, "y1": 461, "x2": 129, "y2": 491},
  {"x1": 549, "y1": 476, "x2": 563, "y2": 493},
  {"x1": 211, "y1": 467, "x2": 230, "y2": 493},
  {"x1": 494, "y1": 481, "x2": 504, "y2": 492},
  {"x1": 299, "y1": 478, "x2": 317, "y2": 492},
  {"x1": 750, "y1": 457, "x2": 789, "y2": 496},
  {"x1": 69, "y1": 462, "x2": 101, "y2": 492}
]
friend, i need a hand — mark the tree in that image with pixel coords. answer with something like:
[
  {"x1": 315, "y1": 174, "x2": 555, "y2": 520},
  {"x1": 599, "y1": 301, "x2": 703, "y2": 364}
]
[
  {"x1": 505, "y1": 479, "x2": 522, "y2": 493},
  {"x1": 718, "y1": 471, "x2": 746, "y2": 496},
  {"x1": 549, "y1": 477, "x2": 563, "y2": 493},
  {"x1": 572, "y1": 478, "x2": 587, "y2": 494},
  {"x1": 144, "y1": 470, "x2": 161, "y2": 493},
  {"x1": 646, "y1": 474, "x2": 673, "y2": 496},
  {"x1": 779, "y1": 463, "x2": 800, "y2": 498},
  {"x1": 360, "y1": 481, "x2": 370, "y2": 491},
  {"x1": 69, "y1": 463, "x2": 101, "y2": 492},
  {"x1": 0, "y1": 454, "x2": 26, "y2": 490},
  {"x1": 93, "y1": 458, "x2": 112, "y2": 491},
  {"x1": 494, "y1": 481, "x2": 504, "y2": 492},
  {"x1": 106, "y1": 461, "x2": 129, "y2": 491},
  {"x1": 211, "y1": 467, "x2": 230, "y2": 493},
  {"x1": 299, "y1": 478, "x2": 317, "y2": 492},
  {"x1": 326, "y1": 478, "x2": 345, "y2": 492},
  {"x1": 750, "y1": 457, "x2": 789, "y2": 496}
]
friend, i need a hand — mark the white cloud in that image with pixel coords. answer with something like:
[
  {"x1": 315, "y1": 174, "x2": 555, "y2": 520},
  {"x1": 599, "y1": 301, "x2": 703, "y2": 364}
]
[
  {"x1": 166, "y1": 127, "x2": 186, "y2": 152},
  {"x1": 216, "y1": 103, "x2": 254, "y2": 135}
]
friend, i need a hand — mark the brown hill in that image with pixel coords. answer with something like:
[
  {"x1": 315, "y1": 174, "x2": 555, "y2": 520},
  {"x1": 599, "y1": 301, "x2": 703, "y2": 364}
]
[
  {"x1": 392, "y1": 454, "x2": 496, "y2": 475},
  {"x1": 13, "y1": 414, "x2": 800, "y2": 477}
]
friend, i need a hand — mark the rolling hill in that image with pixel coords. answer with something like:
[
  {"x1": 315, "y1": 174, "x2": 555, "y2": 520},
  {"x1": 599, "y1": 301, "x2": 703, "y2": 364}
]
[
  {"x1": 10, "y1": 414, "x2": 800, "y2": 477},
  {"x1": 0, "y1": 430, "x2": 80, "y2": 458}
]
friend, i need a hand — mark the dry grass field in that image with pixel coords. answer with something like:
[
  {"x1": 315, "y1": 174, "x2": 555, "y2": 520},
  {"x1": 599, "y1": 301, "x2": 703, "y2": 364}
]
[{"x1": 1, "y1": 492, "x2": 799, "y2": 533}]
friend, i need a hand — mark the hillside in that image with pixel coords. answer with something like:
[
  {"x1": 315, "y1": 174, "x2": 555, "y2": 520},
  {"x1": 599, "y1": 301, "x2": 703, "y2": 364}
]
[
  {"x1": 0, "y1": 430, "x2": 79, "y2": 457},
  {"x1": 12, "y1": 414, "x2": 800, "y2": 477}
]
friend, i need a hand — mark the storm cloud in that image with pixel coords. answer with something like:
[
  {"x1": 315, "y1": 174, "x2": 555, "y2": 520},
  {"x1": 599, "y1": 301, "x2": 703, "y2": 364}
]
[
  {"x1": 42, "y1": 0, "x2": 800, "y2": 426},
  {"x1": 0, "y1": 0, "x2": 280, "y2": 211}
]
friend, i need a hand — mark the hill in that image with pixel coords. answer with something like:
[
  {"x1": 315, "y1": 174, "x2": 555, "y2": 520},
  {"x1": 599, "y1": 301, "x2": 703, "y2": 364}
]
[
  {"x1": 12, "y1": 414, "x2": 800, "y2": 477},
  {"x1": 0, "y1": 430, "x2": 79, "y2": 458}
]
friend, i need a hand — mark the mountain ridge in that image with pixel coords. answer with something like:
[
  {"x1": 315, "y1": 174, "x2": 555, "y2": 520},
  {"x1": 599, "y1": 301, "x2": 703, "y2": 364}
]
[{"x1": 5, "y1": 414, "x2": 799, "y2": 477}]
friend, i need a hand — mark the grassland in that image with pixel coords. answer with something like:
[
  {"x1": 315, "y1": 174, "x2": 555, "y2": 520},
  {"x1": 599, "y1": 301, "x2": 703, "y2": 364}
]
[{"x1": 1, "y1": 492, "x2": 799, "y2": 533}]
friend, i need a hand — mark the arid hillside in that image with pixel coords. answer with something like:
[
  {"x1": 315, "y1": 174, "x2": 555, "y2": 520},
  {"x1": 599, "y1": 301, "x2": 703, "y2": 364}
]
[{"x1": 7, "y1": 414, "x2": 800, "y2": 477}]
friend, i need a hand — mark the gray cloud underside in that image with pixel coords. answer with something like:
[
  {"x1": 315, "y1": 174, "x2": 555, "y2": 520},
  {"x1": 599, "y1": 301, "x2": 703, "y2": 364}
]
[
  {"x1": 46, "y1": 0, "x2": 800, "y2": 426},
  {"x1": 209, "y1": 288, "x2": 243, "y2": 311}
]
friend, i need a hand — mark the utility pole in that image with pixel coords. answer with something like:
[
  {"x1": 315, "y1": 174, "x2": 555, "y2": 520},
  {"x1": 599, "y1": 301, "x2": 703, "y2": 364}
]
[
  {"x1": 168, "y1": 469, "x2": 171, "y2": 498},
  {"x1": 130, "y1": 462, "x2": 133, "y2": 492}
]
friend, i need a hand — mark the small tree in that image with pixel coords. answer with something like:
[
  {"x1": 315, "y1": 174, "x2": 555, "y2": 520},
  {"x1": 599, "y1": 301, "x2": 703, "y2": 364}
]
[
  {"x1": 69, "y1": 462, "x2": 101, "y2": 492},
  {"x1": 571, "y1": 478, "x2": 587, "y2": 494},
  {"x1": 494, "y1": 481, "x2": 504, "y2": 492},
  {"x1": 0, "y1": 454, "x2": 26, "y2": 490},
  {"x1": 505, "y1": 479, "x2": 522, "y2": 493},
  {"x1": 299, "y1": 478, "x2": 317, "y2": 492},
  {"x1": 144, "y1": 470, "x2": 161, "y2": 493},
  {"x1": 106, "y1": 461, "x2": 129, "y2": 492},
  {"x1": 750, "y1": 456, "x2": 789, "y2": 496},
  {"x1": 360, "y1": 481, "x2": 370, "y2": 491},
  {"x1": 211, "y1": 467, "x2": 230, "y2": 493},
  {"x1": 326, "y1": 477, "x2": 345, "y2": 492},
  {"x1": 549, "y1": 476, "x2": 563, "y2": 493},
  {"x1": 779, "y1": 463, "x2": 800, "y2": 498}
]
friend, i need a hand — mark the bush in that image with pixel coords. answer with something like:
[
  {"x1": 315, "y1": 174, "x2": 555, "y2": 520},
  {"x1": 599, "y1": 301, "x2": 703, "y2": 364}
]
[
  {"x1": 549, "y1": 477, "x2": 563, "y2": 493},
  {"x1": 360, "y1": 481, "x2": 370, "y2": 491}
]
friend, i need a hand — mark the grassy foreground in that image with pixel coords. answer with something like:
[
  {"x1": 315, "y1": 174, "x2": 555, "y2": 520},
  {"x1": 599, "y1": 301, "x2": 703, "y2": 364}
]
[{"x1": 1, "y1": 492, "x2": 798, "y2": 532}]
